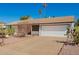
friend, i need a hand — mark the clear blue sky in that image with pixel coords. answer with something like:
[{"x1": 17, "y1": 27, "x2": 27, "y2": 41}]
[{"x1": 0, "y1": 3, "x2": 79, "y2": 23}]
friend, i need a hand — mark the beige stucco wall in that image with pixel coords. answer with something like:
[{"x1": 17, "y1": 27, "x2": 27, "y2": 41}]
[{"x1": 13, "y1": 24, "x2": 31, "y2": 35}]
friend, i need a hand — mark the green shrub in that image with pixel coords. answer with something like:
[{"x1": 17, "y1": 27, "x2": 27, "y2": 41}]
[
  {"x1": 73, "y1": 26, "x2": 79, "y2": 45},
  {"x1": 6, "y1": 25, "x2": 15, "y2": 36}
]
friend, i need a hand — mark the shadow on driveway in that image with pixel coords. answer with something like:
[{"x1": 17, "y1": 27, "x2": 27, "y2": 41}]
[{"x1": 56, "y1": 40, "x2": 75, "y2": 46}]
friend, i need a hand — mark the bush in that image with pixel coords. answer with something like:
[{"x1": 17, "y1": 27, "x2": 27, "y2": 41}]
[
  {"x1": 5, "y1": 25, "x2": 15, "y2": 36},
  {"x1": 73, "y1": 26, "x2": 79, "y2": 45}
]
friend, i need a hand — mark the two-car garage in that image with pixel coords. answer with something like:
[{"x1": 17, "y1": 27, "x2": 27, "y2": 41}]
[{"x1": 39, "y1": 25, "x2": 67, "y2": 37}]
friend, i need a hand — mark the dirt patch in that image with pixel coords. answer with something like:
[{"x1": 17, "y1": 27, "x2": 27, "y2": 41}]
[{"x1": 0, "y1": 36, "x2": 66, "y2": 55}]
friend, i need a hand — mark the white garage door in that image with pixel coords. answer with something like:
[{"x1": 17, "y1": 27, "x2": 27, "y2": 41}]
[{"x1": 39, "y1": 25, "x2": 67, "y2": 37}]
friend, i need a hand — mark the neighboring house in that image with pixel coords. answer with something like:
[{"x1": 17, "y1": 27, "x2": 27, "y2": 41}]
[
  {"x1": 0, "y1": 22, "x2": 5, "y2": 26},
  {"x1": 8, "y1": 16, "x2": 74, "y2": 37},
  {"x1": 0, "y1": 22, "x2": 6, "y2": 32},
  {"x1": 0, "y1": 22, "x2": 6, "y2": 37}
]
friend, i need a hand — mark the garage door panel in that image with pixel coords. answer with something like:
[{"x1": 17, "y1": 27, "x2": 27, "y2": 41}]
[
  {"x1": 39, "y1": 25, "x2": 67, "y2": 36},
  {"x1": 41, "y1": 26, "x2": 67, "y2": 31},
  {"x1": 40, "y1": 31, "x2": 66, "y2": 36}
]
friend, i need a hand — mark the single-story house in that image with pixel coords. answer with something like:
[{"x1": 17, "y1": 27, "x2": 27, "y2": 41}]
[{"x1": 8, "y1": 16, "x2": 74, "y2": 37}]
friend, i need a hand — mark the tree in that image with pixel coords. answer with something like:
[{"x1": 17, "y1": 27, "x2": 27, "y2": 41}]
[
  {"x1": 38, "y1": 9, "x2": 42, "y2": 15},
  {"x1": 52, "y1": 16, "x2": 55, "y2": 18},
  {"x1": 42, "y1": 3, "x2": 47, "y2": 8},
  {"x1": 72, "y1": 19, "x2": 79, "y2": 45},
  {"x1": 6, "y1": 25, "x2": 15, "y2": 35},
  {"x1": 34, "y1": 3, "x2": 36, "y2": 6},
  {"x1": 73, "y1": 25, "x2": 79, "y2": 45},
  {"x1": 20, "y1": 16, "x2": 30, "y2": 20},
  {"x1": 75, "y1": 19, "x2": 79, "y2": 26},
  {"x1": 34, "y1": 3, "x2": 47, "y2": 18}
]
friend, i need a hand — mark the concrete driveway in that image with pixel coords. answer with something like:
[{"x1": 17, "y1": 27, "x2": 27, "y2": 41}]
[{"x1": 0, "y1": 36, "x2": 66, "y2": 55}]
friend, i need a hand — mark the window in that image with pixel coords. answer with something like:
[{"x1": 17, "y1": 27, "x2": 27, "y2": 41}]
[{"x1": 32, "y1": 25, "x2": 39, "y2": 31}]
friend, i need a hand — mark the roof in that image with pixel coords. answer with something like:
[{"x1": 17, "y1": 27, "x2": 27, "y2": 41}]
[
  {"x1": 7, "y1": 21, "x2": 22, "y2": 25},
  {"x1": 30, "y1": 16, "x2": 74, "y2": 24},
  {"x1": 8, "y1": 16, "x2": 74, "y2": 25}
]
